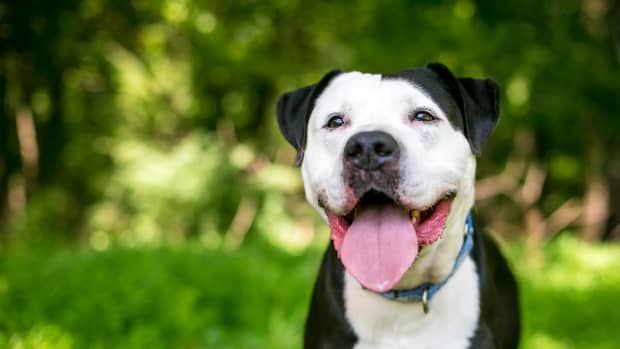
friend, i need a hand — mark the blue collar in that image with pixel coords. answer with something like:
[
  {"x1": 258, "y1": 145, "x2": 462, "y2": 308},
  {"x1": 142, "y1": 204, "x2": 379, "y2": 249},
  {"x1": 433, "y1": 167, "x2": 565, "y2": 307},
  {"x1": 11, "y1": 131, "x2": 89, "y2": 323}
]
[{"x1": 376, "y1": 214, "x2": 475, "y2": 313}]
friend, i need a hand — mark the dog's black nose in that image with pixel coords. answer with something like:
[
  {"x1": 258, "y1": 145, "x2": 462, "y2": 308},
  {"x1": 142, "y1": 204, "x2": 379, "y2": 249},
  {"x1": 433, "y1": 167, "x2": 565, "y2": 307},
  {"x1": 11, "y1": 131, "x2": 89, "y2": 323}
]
[{"x1": 344, "y1": 131, "x2": 399, "y2": 170}]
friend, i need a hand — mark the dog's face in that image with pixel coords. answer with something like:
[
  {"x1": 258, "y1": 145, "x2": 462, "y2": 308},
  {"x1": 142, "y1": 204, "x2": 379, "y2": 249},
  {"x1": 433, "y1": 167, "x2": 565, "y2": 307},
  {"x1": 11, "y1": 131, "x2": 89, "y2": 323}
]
[{"x1": 277, "y1": 63, "x2": 499, "y2": 293}]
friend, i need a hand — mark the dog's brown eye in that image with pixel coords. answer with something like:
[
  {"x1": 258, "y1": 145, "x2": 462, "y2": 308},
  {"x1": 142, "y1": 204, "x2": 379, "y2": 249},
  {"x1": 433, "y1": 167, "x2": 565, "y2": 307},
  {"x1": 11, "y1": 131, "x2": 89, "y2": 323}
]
[
  {"x1": 326, "y1": 113, "x2": 345, "y2": 129},
  {"x1": 410, "y1": 111, "x2": 436, "y2": 122}
]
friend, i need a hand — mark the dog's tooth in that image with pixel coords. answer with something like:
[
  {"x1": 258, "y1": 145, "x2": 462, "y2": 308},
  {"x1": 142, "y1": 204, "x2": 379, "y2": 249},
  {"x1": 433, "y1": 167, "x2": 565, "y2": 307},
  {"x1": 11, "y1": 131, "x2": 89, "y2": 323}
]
[
  {"x1": 411, "y1": 210, "x2": 420, "y2": 224},
  {"x1": 354, "y1": 207, "x2": 359, "y2": 219}
]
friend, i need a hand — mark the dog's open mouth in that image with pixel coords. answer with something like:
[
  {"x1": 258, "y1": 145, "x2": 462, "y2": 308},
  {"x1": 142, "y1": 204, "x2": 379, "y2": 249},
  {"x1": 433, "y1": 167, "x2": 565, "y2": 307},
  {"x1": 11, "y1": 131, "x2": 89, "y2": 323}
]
[{"x1": 326, "y1": 190, "x2": 455, "y2": 293}]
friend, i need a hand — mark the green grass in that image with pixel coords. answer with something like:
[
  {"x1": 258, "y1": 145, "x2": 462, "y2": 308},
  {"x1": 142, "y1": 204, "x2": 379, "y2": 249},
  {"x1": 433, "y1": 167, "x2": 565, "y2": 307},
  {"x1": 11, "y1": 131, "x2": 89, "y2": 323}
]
[
  {"x1": 0, "y1": 241, "x2": 321, "y2": 349},
  {"x1": 507, "y1": 236, "x2": 620, "y2": 349},
  {"x1": 0, "y1": 236, "x2": 618, "y2": 348}
]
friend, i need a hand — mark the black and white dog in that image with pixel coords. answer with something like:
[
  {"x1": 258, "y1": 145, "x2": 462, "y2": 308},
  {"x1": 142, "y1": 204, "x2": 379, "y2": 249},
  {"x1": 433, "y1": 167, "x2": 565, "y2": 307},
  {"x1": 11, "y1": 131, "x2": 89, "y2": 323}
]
[{"x1": 276, "y1": 63, "x2": 520, "y2": 349}]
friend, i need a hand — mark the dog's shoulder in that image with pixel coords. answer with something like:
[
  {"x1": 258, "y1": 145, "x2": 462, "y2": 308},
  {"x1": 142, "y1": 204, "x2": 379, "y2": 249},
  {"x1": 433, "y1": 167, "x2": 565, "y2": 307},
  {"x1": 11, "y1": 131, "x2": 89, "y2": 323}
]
[
  {"x1": 471, "y1": 228, "x2": 521, "y2": 349},
  {"x1": 304, "y1": 244, "x2": 357, "y2": 348}
]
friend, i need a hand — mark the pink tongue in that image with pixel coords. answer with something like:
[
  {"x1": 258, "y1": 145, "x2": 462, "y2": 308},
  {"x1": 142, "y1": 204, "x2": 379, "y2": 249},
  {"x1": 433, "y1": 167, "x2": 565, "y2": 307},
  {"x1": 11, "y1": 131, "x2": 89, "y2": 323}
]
[{"x1": 341, "y1": 205, "x2": 418, "y2": 292}]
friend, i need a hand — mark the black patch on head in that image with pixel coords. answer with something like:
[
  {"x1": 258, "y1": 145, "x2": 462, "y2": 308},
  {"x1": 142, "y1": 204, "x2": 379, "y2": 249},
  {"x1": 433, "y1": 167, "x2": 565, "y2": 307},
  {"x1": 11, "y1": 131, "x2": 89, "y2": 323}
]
[
  {"x1": 383, "y1": 63, "x2": 500, "y2": 155},
  {"x1": 276, "y1": 70, "x2": 342, "y2": 166}
]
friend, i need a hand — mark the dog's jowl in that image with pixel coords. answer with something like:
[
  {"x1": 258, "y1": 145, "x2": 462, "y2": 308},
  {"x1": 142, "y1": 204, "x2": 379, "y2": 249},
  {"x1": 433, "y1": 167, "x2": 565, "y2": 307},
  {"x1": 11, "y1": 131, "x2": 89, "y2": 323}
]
[{"x1": 277, "y1": 63, "x2": 520, "y2": 349}]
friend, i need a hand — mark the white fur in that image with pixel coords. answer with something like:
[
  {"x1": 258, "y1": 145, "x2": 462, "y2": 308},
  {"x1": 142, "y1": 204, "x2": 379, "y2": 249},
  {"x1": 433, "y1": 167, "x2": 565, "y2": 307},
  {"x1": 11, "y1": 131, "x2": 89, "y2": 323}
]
[
  {"x1": 300, "y1": 72, "x2": 481, "y2": 347},
  {"x1": 345, "y1": 257, "x2": 480, "y2": 349}
]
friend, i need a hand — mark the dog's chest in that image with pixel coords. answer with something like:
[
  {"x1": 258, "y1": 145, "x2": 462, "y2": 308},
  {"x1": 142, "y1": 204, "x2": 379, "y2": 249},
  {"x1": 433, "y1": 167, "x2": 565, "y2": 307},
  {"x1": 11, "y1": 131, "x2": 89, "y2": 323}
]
[{"x1": 344, "y1": 257, "x2": 480, "y2": 349}]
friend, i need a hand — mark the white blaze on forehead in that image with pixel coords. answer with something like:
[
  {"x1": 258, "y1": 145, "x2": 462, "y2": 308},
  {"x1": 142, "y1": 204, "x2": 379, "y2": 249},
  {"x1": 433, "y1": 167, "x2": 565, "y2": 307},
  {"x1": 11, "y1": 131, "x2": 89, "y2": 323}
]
[{"x1": 308, "y1": 72, "x2": 449, "y2": 131}]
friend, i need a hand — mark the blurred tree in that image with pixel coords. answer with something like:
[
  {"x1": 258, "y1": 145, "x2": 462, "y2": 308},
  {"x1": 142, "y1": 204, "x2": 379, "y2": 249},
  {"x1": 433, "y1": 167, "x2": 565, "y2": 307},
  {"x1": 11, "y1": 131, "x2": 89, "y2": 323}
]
[
  {"x1": 0, "y1": 0, "x2": 152, "y2": 237},
  {"x1": 0, "y1": 0, "x2": 618, "y2": 245}
]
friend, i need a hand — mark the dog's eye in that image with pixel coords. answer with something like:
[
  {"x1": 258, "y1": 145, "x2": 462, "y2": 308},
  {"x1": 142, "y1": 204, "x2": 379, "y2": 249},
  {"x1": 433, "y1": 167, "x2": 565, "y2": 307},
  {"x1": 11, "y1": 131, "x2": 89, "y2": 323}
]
[
  {"x1": 410, "y1": 111, "x2": 436, "y2": 122},
  {"x1": 325, "y1": 113, "x2": 345, "y2": 129}
]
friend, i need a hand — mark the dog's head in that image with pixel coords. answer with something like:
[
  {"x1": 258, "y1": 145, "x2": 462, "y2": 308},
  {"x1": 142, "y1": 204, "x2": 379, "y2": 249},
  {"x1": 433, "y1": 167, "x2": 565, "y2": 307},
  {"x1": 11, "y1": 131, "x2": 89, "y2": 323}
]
[{"x1": 277, "y1": 63, "x2": 499, "y2": 293}]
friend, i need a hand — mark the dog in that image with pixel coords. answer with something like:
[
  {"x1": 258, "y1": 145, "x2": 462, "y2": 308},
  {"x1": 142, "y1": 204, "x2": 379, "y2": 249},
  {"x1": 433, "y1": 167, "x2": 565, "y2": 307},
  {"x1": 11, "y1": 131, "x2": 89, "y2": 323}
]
[{"x1": 276, "y1": 63, "x2": 520, "y2": 349}]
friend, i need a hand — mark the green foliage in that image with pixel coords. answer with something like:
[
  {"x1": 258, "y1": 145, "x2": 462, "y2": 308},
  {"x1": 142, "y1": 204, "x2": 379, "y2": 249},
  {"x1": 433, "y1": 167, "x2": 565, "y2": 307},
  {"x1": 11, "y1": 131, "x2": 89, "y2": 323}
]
[
  {"x1": 507, "y1": 236, "x2": 620, "y2": 349},
  {"x1": 0, "y1": 240, "x2": 322, "y2": 349},
  {"x1": 2, "y1": 0, "x2": 619, "y2": 240},
  {"x1": 0, "y1": 236, "x2": 619, "y2": 348},
  {"x1": 87, "y1": 132, "x2": 242, "y2": 245},
  {"x1": 1, "y1": 1, "x2": 619, "y2": 348}
]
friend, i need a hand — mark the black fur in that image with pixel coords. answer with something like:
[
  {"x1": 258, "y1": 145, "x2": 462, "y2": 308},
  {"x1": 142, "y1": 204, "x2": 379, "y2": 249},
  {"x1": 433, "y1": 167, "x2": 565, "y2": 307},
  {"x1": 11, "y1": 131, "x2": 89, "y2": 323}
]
[
  {"x1": 386, "y1": 63, "x2": 500, "y2": 155},
  {"x1": 276, "y1": 70, "x2": 342, "y2": 166},
  {"x1": 304, "y1": 243, "x2": 358, "y2": 348},
  {"x1": 469, "y1": 219, "x2": 521, "y2": 348}
]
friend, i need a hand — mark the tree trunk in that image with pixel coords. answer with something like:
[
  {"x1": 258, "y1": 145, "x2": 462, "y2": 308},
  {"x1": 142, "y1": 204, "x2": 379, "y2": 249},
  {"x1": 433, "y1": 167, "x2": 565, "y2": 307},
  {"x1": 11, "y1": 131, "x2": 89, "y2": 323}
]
[
  {"x1": 603, "y1": 0, "x2": 620, "y2": 240},
  {"x1": 603, "y1": 154, "x2": 620, "y2": 240},
  {"x1": 0, "y1": 64, "x2": 8, "y2": 230}
]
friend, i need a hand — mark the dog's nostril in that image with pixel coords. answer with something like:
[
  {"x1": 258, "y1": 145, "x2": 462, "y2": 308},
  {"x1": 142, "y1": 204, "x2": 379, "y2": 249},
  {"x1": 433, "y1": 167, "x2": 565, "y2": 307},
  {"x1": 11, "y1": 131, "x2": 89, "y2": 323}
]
[
  {"x1": 346, "y1": 143, "x2": 364, "y2": 158},
  {"x1": 374, "y1": 142, "x2": 393, "y2": 157}
]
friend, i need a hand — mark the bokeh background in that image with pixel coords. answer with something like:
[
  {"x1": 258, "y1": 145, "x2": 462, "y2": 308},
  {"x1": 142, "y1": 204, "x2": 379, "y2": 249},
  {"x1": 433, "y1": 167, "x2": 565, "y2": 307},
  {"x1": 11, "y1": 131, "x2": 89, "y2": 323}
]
[{"x1": 1, "y1": 0, "x2": 619, "y2": 348}]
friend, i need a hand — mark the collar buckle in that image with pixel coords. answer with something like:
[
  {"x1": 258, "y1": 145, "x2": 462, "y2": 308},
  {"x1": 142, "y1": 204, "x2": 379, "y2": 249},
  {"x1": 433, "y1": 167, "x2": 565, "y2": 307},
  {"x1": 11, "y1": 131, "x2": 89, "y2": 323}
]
[{"x1": 421, "y1": 287, "x2": 429, "y2": 314}]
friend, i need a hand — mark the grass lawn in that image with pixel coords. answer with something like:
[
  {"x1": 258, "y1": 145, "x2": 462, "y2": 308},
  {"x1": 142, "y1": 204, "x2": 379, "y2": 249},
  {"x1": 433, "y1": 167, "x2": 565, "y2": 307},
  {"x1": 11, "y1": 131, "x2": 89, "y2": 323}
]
[{"x1": 0, "y1": 236, "x2": 618, "y2": 348}]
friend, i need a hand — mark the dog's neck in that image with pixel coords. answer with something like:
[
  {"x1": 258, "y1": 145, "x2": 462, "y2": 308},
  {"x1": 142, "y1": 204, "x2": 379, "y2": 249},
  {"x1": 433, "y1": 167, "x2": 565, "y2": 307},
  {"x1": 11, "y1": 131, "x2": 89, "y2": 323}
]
[{"x1": 376, "y1": 214, "x2": 474, "y2": 310}]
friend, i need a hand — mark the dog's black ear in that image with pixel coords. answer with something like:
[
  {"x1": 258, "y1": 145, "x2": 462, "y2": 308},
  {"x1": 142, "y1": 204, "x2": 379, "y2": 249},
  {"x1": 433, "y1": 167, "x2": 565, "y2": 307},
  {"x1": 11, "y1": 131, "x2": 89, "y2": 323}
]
[
  {"x1": 426, "y1": 63, "x2": 500, "y2": 155},
  {"x1": 276, "y1": 70, "x2": 342, "y2": 166}
]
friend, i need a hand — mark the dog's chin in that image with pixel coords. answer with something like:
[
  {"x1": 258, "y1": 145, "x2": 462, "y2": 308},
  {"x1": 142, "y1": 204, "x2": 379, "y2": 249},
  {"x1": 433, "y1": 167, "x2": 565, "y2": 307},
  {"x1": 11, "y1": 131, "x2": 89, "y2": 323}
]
[{"x1": 324, "y1": 189, "x2": 456, "y2": 293}]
